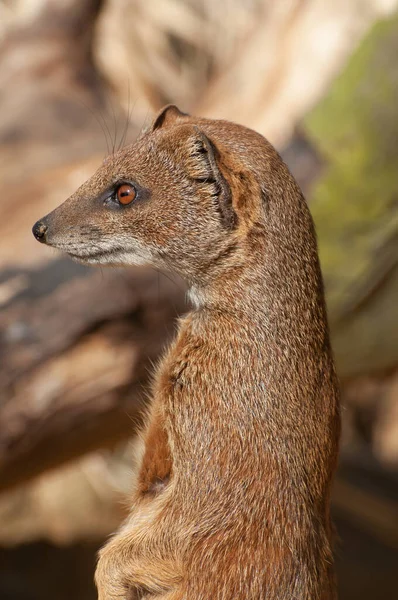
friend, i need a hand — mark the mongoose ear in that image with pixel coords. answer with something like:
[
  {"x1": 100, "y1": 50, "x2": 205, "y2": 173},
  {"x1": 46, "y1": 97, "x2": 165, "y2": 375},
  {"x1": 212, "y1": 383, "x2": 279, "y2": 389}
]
[
  {"x1": 150, "y1": 104, "x2": 189, "y2": 131},
  {"x1": 190, "y1": 128, "x2": 236, "y2": 229}
]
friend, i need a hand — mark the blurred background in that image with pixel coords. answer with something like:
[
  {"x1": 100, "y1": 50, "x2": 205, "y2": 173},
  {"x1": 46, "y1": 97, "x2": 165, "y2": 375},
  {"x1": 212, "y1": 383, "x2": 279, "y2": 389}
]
[{"x1": 0, "y1": 0, "x2": 397, "y2": 598}]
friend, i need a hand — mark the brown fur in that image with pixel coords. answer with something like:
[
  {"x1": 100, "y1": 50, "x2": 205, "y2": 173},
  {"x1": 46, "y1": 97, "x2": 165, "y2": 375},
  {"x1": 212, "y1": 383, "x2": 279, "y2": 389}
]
[{"x1": 33, "y1": 105, "x2": 341, "y2": 599}]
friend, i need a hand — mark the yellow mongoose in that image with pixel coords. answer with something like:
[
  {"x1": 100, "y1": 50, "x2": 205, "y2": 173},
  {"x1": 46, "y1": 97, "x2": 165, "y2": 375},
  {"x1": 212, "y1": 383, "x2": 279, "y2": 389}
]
[{"x1": 33, "y1": 105, "x2": 340, "y2": 600}]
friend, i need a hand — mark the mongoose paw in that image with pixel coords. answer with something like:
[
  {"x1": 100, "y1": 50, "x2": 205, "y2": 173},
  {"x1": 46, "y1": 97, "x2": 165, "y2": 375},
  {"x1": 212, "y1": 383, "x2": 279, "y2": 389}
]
[{"x1": 95, "y1": 542, "x2": 131, "y2": 600}]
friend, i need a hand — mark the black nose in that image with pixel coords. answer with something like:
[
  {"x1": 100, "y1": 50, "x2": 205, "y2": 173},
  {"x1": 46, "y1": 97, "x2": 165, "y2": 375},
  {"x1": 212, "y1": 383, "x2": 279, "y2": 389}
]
[{"x1": 32, "y1": 220, "x2": 48, "y2": 243}]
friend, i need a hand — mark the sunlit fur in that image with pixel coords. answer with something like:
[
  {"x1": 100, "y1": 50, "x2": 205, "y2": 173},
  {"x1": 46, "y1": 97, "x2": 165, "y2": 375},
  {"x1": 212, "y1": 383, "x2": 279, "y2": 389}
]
[{"x1": 37, "y1": 105, "x2": 340, "y2": 599}]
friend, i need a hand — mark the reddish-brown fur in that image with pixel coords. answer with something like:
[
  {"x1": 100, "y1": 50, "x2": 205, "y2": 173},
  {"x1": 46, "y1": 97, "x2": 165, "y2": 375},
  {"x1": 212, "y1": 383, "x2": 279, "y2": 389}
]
[{"x1": 33, "y1": 105, "x2": 340, "y2": 599}]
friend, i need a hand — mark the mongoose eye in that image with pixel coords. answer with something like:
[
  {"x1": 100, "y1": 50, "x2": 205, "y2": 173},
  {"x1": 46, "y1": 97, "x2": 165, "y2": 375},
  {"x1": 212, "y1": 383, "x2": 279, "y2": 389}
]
[{"x1": 116, "y1": 184, "x2": 136, "y2": 205}]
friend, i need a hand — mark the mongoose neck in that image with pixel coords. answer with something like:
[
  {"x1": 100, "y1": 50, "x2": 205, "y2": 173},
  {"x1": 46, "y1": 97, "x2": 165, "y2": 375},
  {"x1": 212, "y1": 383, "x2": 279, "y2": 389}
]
[{"x1": 188, "y1": 231, "x2": 328, "y2": 357}]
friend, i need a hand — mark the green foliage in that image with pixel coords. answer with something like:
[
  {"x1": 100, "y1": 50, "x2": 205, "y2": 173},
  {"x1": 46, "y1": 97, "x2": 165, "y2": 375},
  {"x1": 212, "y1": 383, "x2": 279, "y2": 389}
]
[{"x1": 304, "y1": 15, "x2": 398, "y2": 375}]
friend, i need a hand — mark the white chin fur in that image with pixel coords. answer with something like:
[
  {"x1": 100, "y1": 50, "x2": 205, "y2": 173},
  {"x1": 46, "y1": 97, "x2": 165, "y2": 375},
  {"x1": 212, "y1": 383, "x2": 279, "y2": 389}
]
[
  {"x1": 66, "y1": 242, "x2": 155, "y2": 267},
  {"x1": 54, "y1": 235, "x2": 157, "y2": 267},
  {"x1": 86, "y1": 252, "x2": 152, "y2": 267}
]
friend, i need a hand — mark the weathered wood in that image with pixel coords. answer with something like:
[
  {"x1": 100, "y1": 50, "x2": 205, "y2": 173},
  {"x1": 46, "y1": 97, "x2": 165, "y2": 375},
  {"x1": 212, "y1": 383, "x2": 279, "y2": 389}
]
[
  {"x1": 0, "y1": 261, "x2": 186, "y2": 491},
  {"x1": 303, "y1": 15, "x2": 398, "y2": 378}
]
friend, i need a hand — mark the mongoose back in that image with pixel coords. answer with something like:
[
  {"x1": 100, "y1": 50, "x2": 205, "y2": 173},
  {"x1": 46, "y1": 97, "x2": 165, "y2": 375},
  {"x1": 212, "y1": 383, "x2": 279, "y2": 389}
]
[{"x1": 33, "y1": 105, "x2": 340, "y2": 600}]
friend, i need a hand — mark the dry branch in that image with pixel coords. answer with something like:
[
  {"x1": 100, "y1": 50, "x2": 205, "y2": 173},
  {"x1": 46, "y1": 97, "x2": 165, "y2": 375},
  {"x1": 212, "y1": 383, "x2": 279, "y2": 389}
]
[{"x1": 0, "y1": 261, "x2": 186, "y2": 491}]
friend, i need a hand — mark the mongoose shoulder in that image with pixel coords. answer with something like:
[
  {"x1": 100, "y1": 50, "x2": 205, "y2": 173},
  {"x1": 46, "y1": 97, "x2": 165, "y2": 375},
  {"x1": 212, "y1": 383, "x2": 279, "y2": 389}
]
[{"x1": 33, "y1": 104, "x2": 341, "y2": 600}]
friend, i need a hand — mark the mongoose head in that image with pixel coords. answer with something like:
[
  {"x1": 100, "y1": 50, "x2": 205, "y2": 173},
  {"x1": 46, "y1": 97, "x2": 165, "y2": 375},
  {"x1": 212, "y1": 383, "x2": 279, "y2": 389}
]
[{"x1": 33, "y1": 105, "x2": 314, "y2": 296}]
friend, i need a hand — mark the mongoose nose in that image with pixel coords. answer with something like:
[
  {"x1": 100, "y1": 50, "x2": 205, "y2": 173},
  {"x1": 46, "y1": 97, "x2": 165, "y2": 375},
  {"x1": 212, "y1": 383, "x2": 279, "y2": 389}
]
[{"x1": 32, "y1": 220, "x2": 48, "y2": 243}]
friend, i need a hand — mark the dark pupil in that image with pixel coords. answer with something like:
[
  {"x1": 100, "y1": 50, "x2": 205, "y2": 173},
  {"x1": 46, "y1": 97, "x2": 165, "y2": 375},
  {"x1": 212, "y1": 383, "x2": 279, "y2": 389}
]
[{"x1": 121, "y1": 189, "x2": 130, "y2": 197}]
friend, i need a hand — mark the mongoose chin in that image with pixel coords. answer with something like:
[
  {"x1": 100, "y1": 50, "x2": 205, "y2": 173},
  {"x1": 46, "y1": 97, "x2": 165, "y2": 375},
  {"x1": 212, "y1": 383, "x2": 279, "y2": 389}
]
[{"x1": 33, "y1": 105, "x2": 340, "y2": 600}]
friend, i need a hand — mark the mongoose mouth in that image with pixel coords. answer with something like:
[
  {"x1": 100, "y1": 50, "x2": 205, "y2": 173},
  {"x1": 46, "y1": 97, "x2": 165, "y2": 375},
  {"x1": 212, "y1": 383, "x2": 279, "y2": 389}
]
[
  {"x1": 67, "y1": 250, "x2": 106, "y2": 260},
  {"x1": 65, "y1": 249, "x2": 117, "y2": 264},
  {"x1": 65, "y1": 246, "x2": 142, "y2": 267}
]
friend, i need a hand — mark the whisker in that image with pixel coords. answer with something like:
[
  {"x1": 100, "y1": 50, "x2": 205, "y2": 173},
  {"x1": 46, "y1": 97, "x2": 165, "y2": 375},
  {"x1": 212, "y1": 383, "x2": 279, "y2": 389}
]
[
  {"x1": 119, "y1": 81, "x2": 135, "y2": 152},
  {"x1": 75, "y1": 98, "x2": 110, "y2": 157},
  {"x1": 107, "y1": 92, "x2": 119, "y2": 155},
  {"x1": 154, "y1": 267, "x2": 185, "y2": 295},
  {"x1": 95, "y1": 98, "x2": 114, "y2": 157},
  {"x1": 140, "y1": 108, "x2": 151, "y2": 138}
]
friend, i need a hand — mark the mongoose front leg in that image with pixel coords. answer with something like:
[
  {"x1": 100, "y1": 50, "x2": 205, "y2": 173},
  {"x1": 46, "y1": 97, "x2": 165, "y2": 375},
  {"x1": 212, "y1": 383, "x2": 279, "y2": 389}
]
[
  {"x1": 96, "y1": 407, "x2": 183, "y2": 600},
  {"x1": 95, "y1": 516, "x2": 183, "y2": 600}
]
